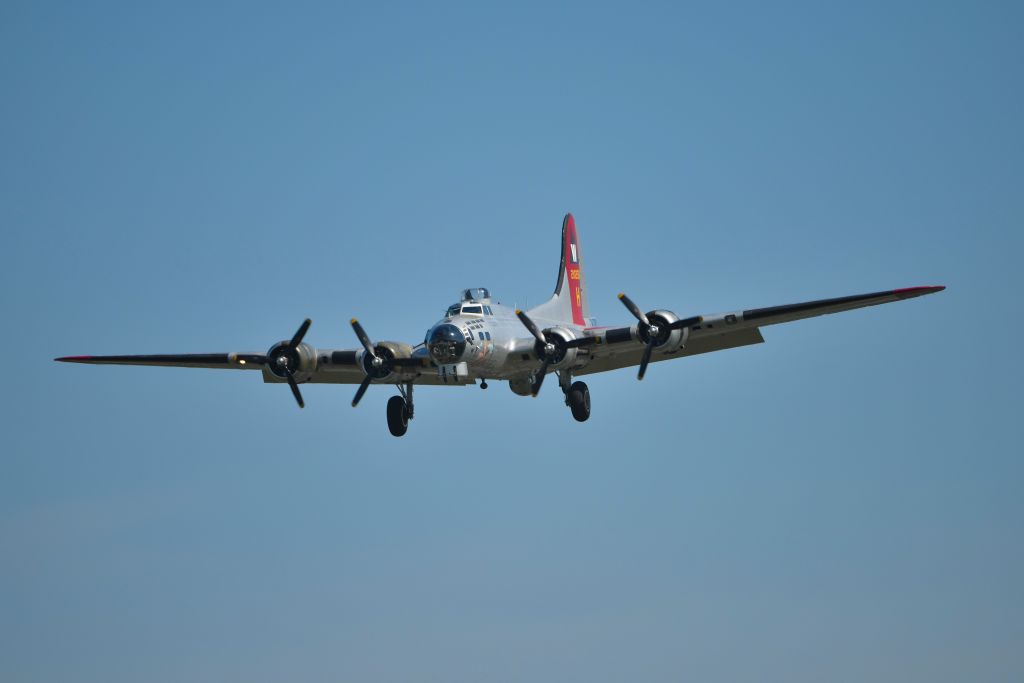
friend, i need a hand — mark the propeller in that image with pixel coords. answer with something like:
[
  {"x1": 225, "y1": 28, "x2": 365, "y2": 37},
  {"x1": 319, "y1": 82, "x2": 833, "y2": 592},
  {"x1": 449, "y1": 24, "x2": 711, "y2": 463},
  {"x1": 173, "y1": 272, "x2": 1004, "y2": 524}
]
[
  {"x1": 350, "y1": 318, "x2": 381, "y2": 407},
  {"x1": 261, "y1": 318, "x2": 313, "y2": 408},
  {"x1": 515, "y1": 309, "x2": 595, "y2": 397},
  {"x1": 349, "y1": 318, "x2": 421, "y2": 407},
  {"x1": 617, "y1": 293, "x2": 703, "y2": 380}
]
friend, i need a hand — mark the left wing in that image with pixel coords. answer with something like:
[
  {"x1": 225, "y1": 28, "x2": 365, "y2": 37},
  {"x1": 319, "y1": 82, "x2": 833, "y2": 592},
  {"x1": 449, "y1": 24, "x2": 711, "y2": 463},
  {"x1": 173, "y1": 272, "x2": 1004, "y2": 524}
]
[
  {"x1": 736, "y1": 286, "x2": 945, "y2": 327},
  {"x1": 579, "y1": 285, "x2": 944, "y2": 377}
]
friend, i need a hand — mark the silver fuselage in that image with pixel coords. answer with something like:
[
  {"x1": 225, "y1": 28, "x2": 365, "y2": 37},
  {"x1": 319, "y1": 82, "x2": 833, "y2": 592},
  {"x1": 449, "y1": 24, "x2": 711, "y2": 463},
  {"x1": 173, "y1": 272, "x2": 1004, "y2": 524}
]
[{"x1": 422, "y1": 298, "x2": 584, "y2": 381}]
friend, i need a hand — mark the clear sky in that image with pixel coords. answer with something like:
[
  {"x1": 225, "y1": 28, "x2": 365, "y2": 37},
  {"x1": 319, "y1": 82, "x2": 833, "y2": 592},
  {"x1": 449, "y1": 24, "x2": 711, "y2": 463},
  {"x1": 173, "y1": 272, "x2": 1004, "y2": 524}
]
[{"x1": 2, "y1": 2, "x2": 1022, "y2": 681}]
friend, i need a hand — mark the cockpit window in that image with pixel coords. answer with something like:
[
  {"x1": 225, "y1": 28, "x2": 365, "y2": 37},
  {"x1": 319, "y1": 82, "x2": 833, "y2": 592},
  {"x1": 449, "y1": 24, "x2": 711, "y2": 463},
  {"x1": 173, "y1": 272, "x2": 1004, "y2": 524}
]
[
  {"x1": 462, "y1": 305, "x2": 483, "y2": 315},
  {"x1": 446, "y1": 304, "x2": 461, "y2": 317}
]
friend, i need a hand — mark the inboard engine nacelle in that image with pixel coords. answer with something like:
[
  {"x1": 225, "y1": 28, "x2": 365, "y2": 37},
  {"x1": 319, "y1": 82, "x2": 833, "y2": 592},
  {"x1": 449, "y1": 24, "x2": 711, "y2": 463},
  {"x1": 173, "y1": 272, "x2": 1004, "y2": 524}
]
[
  {"x1": 357, "y1": 341, "x2": 418, "y2": 382},
  {"x1": 536, "y1": 326, "x2": 584, "y2": 370},
  {"x1": 508, "y1": 326, "x2": 588, "y2": 397},
  {"x1": 634, "y1": 309, "x2": 690, "y2": 354}
]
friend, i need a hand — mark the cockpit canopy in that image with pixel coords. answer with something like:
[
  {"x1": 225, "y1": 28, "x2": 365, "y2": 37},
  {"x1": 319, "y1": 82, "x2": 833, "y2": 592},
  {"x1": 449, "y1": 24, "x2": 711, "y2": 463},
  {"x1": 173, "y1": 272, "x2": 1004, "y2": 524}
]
[
  {"x1": 445, "y1": 288, "x2": 494, "y2": 318},
  {"x1": 445, "y1": 302, "x2": 493, "y2": 318}
]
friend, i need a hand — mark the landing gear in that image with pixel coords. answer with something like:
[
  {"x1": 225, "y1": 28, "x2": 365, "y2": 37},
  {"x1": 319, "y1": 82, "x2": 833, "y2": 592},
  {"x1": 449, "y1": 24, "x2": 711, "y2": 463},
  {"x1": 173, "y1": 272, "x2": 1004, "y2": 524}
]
[
  {"x1": 387, "y1": 383, "x2": 414, "y2": 437},
  {"x1": 568, "y1": 381, "x2": 591, "y2": 422},
  {"x1": 557, "y1": 371, "x2": 591, "y2": 422},
  {"x1": 480, "y1": 379, "x2": 488, "y2": 389},
  {"x1": 387, "y1": 397, "x2": 408, "y2": 436}
]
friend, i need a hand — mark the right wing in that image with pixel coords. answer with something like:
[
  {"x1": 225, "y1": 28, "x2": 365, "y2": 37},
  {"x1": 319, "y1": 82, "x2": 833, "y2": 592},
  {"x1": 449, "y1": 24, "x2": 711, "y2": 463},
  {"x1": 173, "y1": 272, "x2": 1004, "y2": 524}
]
[
  {"x1": 55, "y1": 353, "x2": 265, "y2": 370},
  {"x1": 55, "y1": 347, "x2": 474, "y2": 386}
]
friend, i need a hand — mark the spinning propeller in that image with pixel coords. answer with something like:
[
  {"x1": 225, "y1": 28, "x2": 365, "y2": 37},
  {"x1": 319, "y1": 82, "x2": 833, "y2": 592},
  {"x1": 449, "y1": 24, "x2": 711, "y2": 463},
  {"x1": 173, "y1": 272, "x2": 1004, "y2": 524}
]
[
  {"x1": 617, "y1": 293, "x2": 702, "y2": 380},
  {"x1": 515, "y1": 309, "x2": 595, "y2": 397}
]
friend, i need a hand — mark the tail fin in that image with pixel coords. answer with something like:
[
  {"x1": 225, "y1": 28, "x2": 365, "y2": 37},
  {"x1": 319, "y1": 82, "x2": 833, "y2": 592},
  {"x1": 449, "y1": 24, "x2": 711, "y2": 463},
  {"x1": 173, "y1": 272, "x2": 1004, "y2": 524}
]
[{"x1": 527, "y1": 213, "x2": 590, "y2": 327}]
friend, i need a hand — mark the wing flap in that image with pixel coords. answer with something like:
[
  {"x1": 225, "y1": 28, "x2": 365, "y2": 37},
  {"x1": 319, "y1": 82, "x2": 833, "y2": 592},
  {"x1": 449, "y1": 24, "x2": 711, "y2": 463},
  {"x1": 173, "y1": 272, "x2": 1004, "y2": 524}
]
[{"x1": 576, "y1": 327, "x2": 764, "y2": 376}]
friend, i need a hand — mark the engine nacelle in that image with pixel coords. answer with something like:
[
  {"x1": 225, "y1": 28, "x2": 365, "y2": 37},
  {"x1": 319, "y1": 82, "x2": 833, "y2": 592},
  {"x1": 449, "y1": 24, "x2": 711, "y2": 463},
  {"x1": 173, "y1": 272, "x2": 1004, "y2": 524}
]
[
  {"x1": 538, "y1": 326, "x2": 581, "y2": 370},
  {"x1": 265, "y1": 341, "x2": 317, "y2": 382},
  {"x1": 357, "y1": 341, "x2": 417, "y2": 381},
  {"x1": 640, "y1": 309, "x2": 690, "y2": 354}
]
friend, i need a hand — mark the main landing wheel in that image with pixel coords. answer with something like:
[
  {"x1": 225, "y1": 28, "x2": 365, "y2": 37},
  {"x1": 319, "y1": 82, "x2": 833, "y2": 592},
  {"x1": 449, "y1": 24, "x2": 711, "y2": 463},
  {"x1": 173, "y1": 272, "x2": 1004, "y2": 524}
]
[
  {"x1": 568, "y1": 381, "x2": 590, "y2": 422},
  {"x1": 387, "y1": 395, "x2": 410, "y2": 437}
]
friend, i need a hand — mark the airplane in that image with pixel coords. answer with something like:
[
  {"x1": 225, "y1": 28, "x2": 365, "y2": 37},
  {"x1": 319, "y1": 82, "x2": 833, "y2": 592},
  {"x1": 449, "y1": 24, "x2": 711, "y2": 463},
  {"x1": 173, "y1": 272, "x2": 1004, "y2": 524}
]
[{"x1": 56, "y1": 213, "x2": 944, "y2": 437}]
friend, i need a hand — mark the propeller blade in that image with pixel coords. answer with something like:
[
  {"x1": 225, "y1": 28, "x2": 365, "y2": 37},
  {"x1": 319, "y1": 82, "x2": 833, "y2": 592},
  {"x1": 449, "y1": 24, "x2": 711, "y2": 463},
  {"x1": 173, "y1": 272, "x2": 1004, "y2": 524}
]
[
  {"x1": 352, "y1": 374, "x2": 373, "y2": 407},
  {"x1": 350, "y1": 318, "x2": 377, "y2": 358},
  {"x1": 669, "y1": 315, "x2": 704, "y2": 330},
  {"x1": 284, "y1": 370, "x2": 305, "y2": 408},
  {"x1": 531, "y1": 359, "x2": 550, "y2": 397},
  {"x1": 618, "y1": 293, "x2": 650, "y2": 327},
  {"x1": 515, "y1": 309, "x2": 546, "y2": 345},
  {"x1": 289, "y1": 319, "x2": 312, "y2": 348},
  {"x1": 638, "y1": 340, "x2": 655, "y2": 381}
]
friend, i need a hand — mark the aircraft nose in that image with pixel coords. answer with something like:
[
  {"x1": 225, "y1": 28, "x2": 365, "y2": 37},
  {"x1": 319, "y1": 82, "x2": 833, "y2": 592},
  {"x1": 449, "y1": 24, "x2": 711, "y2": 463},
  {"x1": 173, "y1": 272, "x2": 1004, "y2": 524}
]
[{"x1": 427, "y1": 324, "x2": 466, "y2": 364}]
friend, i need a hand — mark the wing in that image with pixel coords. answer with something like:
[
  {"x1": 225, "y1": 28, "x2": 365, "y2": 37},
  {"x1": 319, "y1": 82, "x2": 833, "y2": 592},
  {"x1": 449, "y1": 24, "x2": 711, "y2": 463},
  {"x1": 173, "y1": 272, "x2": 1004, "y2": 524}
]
[
  {"x1": 738, "y1": 286, "x2": 944, "y2": 327},
  {"x1": 577, "y1": 327, "x2": 765, "y2": 376},
  {"x1": 54, "y1": 348, "x2": 472, "y2": 386},
  {"x1": 54, "y1": 353, "x2": 265, "y2": 370},
  {"x1": 580, "y1": 285, "x2": 944, "y2": 376}
]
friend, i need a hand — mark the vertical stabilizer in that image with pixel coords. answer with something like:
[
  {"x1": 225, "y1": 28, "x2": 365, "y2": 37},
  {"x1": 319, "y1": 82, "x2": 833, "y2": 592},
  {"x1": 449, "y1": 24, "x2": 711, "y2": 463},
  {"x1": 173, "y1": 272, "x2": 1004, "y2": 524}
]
[{"x1": 527, "y1": 213, "x2": 590, "y2": 327}]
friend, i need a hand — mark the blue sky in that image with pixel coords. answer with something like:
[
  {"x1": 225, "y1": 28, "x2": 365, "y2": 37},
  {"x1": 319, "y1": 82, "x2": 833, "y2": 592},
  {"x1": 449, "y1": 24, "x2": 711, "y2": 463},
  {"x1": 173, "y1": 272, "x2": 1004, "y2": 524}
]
[{"x1": 2, "y1": 2, "x2": 1022, "y2": 681}]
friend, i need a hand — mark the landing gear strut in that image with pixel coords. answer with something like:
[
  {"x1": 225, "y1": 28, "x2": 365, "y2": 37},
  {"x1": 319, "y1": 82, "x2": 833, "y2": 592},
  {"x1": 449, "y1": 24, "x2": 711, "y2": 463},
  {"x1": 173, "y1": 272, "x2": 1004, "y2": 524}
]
[
  {"x1": 387, "y1": 382, "x2": 414, "y2": 437},
  {"x1": 558, "y1": 371, "x2": 591, "y2": 422}
]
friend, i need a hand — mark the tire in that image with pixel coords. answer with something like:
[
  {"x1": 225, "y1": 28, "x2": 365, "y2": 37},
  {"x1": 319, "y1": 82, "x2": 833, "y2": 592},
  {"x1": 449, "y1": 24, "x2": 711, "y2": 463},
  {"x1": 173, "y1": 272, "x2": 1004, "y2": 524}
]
[
  {"x1": 387, "y1": 396, "x2": 409, "y2": 437},
  {"x1": 568, "y1": 381, "x2": 591, "y2": 422}
]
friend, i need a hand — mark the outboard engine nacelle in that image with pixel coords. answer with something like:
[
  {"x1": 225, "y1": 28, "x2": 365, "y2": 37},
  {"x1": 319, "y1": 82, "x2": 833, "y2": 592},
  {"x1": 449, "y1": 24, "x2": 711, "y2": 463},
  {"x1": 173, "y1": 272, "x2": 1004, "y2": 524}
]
[
  {"x1": 617, "y1": 292, "x2": 704, "y2": 380},
  {"x1": 265, "y1": 340, "x2": 317, "y2": 382}
]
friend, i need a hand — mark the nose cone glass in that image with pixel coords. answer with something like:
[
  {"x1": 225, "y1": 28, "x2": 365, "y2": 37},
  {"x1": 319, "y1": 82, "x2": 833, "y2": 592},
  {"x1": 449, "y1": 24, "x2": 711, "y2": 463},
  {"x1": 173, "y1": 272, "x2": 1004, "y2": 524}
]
[{"x1": 428, "y1": 324, "x2": 466, "y2": 363}]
